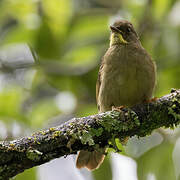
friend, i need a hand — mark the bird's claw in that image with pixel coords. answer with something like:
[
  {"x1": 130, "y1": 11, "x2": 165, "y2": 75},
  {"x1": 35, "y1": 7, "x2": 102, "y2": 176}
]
[
  {"x1": 144, "y1": 97, "x2": 158, "y2": 103},
  {"x1": 112, "y1": 105, "x2": 125, "y2": 112}
]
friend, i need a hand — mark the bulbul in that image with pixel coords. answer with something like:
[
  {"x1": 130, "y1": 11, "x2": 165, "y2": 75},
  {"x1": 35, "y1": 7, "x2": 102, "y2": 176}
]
[{"x1": 76, "y1": 20, "x2": 156, "y2": 170}]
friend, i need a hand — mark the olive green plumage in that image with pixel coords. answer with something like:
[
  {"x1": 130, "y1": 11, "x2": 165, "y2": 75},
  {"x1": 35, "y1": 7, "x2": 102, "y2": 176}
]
[{"x1": 76, "y1": 19, "x2": 156, "y2": 170}]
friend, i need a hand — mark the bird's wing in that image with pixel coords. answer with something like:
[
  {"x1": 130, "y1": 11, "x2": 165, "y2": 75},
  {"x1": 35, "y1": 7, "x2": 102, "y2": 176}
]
[{"x1": 96, "y1": 57, "x2": 104, "y2": 109}]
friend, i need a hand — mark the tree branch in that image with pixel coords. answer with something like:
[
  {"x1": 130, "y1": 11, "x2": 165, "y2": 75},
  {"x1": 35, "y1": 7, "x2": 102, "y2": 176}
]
[{"x1": 0, "y1": 89, "x2": 180, "y2": 179}]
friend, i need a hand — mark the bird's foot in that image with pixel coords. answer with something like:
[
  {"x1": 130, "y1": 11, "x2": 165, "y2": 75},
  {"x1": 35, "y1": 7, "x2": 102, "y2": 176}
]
[
  {"x1": 144, "y1": 97, "x2": 158, "y2": 103},
  {"x1": 112, "y1": 105, "x2": 125, "y2": 112}
]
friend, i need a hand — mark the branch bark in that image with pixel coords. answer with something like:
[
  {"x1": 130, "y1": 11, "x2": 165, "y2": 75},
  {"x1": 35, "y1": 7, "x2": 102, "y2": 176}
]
[{"x1": 0, "y1": 89, "x2": 180, "y2": 179}]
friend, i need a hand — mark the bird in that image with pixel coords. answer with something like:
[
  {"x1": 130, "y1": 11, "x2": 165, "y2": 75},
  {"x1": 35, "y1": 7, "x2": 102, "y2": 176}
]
[{"x1": 76, "y1": 19, "x2": 156, "y2": 170}]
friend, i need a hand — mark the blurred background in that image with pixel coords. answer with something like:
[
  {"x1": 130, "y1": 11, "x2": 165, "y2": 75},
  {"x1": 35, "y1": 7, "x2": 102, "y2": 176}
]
[{"x1": 0, "y1": 0, "x2": 180, "y2": 179}]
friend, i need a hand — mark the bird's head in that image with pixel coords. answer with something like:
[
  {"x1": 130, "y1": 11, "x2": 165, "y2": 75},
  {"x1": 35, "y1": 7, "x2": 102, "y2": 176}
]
[{"x1": 110, "y1": 20, "x2": 139, "y2": 46}]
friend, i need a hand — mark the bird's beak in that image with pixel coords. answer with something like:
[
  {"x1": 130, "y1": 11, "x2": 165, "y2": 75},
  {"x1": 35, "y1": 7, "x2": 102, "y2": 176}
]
[
  {"x1": 110, "y1": 26, "x2": 123, "y2": 34},
  {"x1": 110, "y1": 25, "x2": 128, "y2": 44}
]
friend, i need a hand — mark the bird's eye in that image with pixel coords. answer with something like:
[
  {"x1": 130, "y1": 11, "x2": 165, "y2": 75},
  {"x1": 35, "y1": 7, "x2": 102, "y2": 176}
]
[
  {"x1": 116, "y1": 26, "x2": 121, "y2": 30},
  {"x1": 127, "y1": 27, "x2": 131, "y2": 32}
]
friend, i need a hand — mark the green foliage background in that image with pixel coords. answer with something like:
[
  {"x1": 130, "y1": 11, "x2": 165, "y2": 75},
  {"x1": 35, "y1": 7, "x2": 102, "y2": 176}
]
[{"x1": 0, "y1": 0, "x2": 180, "y2": 179}]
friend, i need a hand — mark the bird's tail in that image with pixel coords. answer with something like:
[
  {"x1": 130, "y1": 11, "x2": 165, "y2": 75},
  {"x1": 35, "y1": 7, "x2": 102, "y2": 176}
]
[{"x1": 76, "y1": 150, "x2": 105, "y2": 170}]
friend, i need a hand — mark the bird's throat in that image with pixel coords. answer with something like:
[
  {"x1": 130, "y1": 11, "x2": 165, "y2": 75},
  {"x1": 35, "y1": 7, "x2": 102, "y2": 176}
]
[{"x1": 110, "y1": 33, "x2": 128, "y2": 47}]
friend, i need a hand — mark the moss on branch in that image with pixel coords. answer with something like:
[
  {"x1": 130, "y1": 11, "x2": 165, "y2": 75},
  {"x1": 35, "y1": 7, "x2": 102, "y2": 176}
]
[{"x1": 0, "y1": 89, "x2": 180, "y2": 179}]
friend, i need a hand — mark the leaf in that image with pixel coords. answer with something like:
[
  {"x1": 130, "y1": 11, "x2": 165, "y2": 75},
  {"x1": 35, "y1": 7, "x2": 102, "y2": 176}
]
[{"x1": 35, "y1": 20, "x2": 60, "y2": 59}]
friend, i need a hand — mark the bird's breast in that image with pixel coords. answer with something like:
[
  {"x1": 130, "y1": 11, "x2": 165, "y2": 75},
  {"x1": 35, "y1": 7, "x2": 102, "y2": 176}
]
[{"x1": 98, "y1": 45, "x2": 155, "y2": 112}]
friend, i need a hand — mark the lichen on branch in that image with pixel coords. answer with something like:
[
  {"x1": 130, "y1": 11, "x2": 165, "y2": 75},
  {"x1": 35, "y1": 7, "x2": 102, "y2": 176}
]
[{"x1": 0, "y1": 89, "x2": 180, "y2": 179}]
